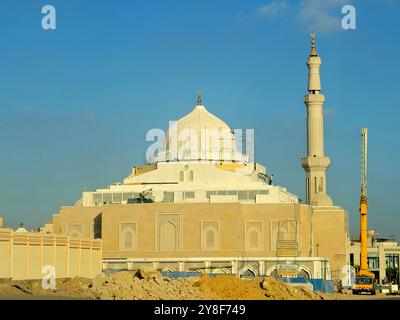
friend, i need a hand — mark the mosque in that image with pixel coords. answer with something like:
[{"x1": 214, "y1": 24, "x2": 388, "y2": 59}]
[{"x1": 45, "y1": 35, "x2": 349, "y2": 280}]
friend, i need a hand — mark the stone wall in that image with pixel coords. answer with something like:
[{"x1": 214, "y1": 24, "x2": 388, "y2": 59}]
[{"x1": 0, "y1": 228, "x2": 102, "y2": 280}]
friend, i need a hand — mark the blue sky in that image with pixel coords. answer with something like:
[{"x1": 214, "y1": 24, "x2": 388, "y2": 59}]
[{"x1": 0, "y1": 0, "x2": 399, "y2": 239}]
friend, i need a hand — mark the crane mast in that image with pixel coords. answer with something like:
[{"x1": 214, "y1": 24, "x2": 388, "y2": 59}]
[
  {"x1": 352, "y1": 128, "x2": 375, "y2": 295},
  {"x1": 361, "y1": 128, "x2": 367, "y2": 198},
  {"x1": 359, "y1": 128, "x2": 369, "y2": 274}
]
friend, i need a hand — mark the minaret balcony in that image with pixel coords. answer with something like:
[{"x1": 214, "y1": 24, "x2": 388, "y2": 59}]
[
  {"x1": 301, "y1": 156, "x2": 330, "y2": 170},
  {"x1": 304, "y1": 93, "x2": 325, "y2": 103}
]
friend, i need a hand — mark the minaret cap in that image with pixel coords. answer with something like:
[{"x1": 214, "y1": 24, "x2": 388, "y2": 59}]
[
  {"x1": 196, "y1": 90, "x2": 203, "y2": 106},
  {"x1": 310, "y1": 32, "x2": 318, "y2": 57}
]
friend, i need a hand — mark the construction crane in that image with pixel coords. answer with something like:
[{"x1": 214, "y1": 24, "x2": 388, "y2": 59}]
[{"x1": 352, "y1": 128, "x2": 376, "y2": 295}]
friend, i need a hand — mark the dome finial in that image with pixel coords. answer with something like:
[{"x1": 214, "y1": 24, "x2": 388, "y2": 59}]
[
  {"x1": 310, "y1": 32, "x2": 318, "y2": 56},
  {"x1": 196, "y1": 90, "x2": 203, "y2": 106}
]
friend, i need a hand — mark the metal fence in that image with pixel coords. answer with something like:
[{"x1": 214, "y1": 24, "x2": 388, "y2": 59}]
[{"x1": 277, "y1": 276, "x2": 334, "y2": 293}]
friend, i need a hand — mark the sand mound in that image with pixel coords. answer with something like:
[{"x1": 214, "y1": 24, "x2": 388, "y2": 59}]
[
  {"x1": 194, "y1": 275, "x2": 267, "y2": 300},
  {"x1": 193, "y1": 275, "x2": 324, "y2": 300},
  {"x1": 261, "y1": 277, "x2": 325, "y2": 300},
  {"x1": 0, "y1": 269, "x2": 327, "y2": 300},
  {"x1": 88, "y1": 270, "x2": 208, "y2": 300}
]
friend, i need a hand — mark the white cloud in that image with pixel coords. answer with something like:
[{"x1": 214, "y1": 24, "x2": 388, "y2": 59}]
[
  {"x1": 256, "y1": 0, "x2": 352, "y2": 34},
  {"x1": 257, "y1": 0, "x2": 290, "y2": 19},
  {"x1": 297, "y1": 0, "x2": 348, "y2": 34}
]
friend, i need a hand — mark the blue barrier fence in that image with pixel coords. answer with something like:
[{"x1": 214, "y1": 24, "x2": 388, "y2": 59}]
[
  {"x1": 278, "y1": 277, "x2": 334, "y2": 293},
  {"x1": 310, "y1": 279, "x2": 334, "y2": 293},
  {"x1": 161, "y1": 271, "x2": 203, "y2": 278}
]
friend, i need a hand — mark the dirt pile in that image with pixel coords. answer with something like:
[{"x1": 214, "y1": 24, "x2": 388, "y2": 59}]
[
  {"x1": 0, "y1": 269, "x2": 328, "y2": 300},
  {"x1": 193, "y1": 275, "x2": 325, "y2": 300},
  {"x1": 194, "y1": 275, "x2": 266, "y2": 300},
  {"x1": 88, "y1": 269, "x2": 209, "y2": 300},
  {"x1": 261, "y1": 277, "x2": 325, "y2": 300}
]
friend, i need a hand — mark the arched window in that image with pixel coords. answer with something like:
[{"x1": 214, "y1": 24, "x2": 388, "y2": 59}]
[
  {"x1": 241, "y1": 266, "x2": 257, "y2": 277},
  {"x1": 202, "y1": 223, "x2": 219, "y2": 251},
  {"x1": 246, "y1": 224, "x2": 262, "y2": 250},
  {"x1": 179, "y1": 171, "x2": 184, "y2": 182},
  {"x1": 121, "y1": 228, "x2": 135, "y2": 250},
  {"x1": 119, "y1": 223, "x2": 136, "y2": 251},
  {"x1": 189, "y1": 170, "x2": 194, "y2": 181},
  {"x1": 298, "y1": 269, "x2": 310, "y2": 280}
]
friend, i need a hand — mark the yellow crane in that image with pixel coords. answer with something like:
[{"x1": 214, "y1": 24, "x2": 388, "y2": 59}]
[{"x1": 353, "y1": 128, "x2": 376, "y2": 295}]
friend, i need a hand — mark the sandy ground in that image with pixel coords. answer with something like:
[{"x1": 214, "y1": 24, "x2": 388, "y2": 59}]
[
  {"x1": 2, "y1": 293, "x2": 400, "y2": 300},
  {"x1": 333, "y1": 293, "x2": 400, "y2": 300},
  {"x1": 0, "y1": 294, "x2": 89, "y2": 300}
]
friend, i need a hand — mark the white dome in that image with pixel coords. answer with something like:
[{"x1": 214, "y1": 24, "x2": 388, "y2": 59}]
[
  {"x1": 172, "y1": 104, "x2": 231, "y2": 133},
  {"x1": 151, "y1": 103, "x2": 248, "y2": 163}
]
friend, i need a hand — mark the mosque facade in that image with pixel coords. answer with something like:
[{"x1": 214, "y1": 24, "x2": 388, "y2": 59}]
[{"x1": 47, "y1": 36, "x2": 349, "y2": 280}]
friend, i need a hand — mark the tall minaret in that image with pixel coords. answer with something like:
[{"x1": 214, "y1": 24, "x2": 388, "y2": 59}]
[{"x1": 301, "y1": 33, "x2": 333, "y2": 206}]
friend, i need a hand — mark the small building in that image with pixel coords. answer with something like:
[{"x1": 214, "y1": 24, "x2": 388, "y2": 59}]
[{"x1": 349, "y1": 232, "x2": 400, "y2": 284}]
